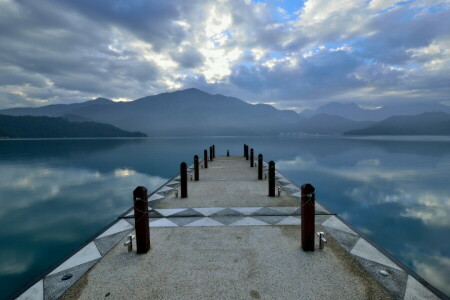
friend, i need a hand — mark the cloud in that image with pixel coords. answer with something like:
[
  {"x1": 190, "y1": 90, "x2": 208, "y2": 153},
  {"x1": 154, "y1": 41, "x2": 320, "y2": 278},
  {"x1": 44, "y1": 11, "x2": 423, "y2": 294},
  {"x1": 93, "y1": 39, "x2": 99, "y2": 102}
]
[{"x1": 0, "y1": 0, "x2": 449, "y2": 109}]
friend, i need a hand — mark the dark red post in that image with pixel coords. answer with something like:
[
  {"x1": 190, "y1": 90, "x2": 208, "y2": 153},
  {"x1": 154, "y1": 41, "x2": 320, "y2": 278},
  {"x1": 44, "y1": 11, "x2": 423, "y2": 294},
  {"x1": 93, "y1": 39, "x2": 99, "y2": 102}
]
[
  {"x1": 227, "y1": 150, "x2": 230, "y2": 157},
  {"x1": 250, "y1": 148, "x2": 254, "y2": 167},
  {"x1": 258, "y1": 154, "x2": 263, "y2": 180},
  {"x1": 243, "y1": 144, "x2": 246, "y2": 156},
  {"x1": 301, "y1": 183, "x2": 315, "y2": 251},
  {"x1": 180, "y1": 162, "x2": 187, "y2": 198},
  {"x1": 268, "y1": 161, "x2": 275, "y2": 196},
  {"x1": 209, "y1": 146, "x2": 213, "y2": 161},
  {"x1": 212, "y1": 144, "x2": 215, "y2": 158},
  {"x1": 133, "y1": 186, "x2": 150, "y2": 253},
  {"x1": 245, "y1": 145, "x2": 249, "y2": 160},
  {"x1": 203, "y1": 149, "x2": 208, "y2": 168},
  {"x1": 194, "y1": 155, "x2": 199, "y2": 181}
]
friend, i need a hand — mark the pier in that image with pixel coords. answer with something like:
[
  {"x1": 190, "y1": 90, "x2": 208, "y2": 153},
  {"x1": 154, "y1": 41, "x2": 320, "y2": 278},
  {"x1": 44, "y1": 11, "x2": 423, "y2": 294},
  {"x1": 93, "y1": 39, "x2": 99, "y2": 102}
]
[{"x1": 17, "y1": 148, "x2": 443, "y2": 299}]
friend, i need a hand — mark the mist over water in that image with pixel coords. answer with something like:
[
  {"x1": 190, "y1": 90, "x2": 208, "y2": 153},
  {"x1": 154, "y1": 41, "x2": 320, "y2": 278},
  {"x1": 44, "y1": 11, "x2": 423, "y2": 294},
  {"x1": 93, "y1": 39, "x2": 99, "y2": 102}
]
[{"x1": 0, "y1": 137, "x2": 449, "y2": 298}]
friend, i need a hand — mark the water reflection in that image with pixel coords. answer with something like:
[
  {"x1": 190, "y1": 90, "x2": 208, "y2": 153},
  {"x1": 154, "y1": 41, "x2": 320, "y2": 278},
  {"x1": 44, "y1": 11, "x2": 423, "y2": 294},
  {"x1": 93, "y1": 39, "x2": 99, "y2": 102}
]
[
  {"x1": 0, "y1": 137, "x2": 449, "y2": 298},
  {"x1": 0, "y1": 159, "x2": 166, "y2": 299},
  {"x1": 274, "y1": 139, "x2": 450, "y2": 296}
]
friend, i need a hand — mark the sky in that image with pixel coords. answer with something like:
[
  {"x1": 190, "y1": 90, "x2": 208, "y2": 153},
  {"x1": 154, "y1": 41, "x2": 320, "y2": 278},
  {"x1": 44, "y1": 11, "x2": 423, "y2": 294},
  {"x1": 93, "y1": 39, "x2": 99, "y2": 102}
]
[{"x1": 0, "y1": 0, "x2": 449, "y2": 111}]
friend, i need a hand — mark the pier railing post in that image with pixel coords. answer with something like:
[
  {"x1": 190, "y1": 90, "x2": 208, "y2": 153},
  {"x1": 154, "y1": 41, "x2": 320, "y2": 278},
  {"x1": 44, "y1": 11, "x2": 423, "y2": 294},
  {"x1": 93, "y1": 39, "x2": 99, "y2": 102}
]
[
  {"x1": 203, "y1": 149, "x2": 208, "y2": 168},
  {"x1": 212, "y1": 144, "x2": 215, "y2": 158},
  {"x1": 243, "y1": 144, "x2": 246, "y2": 156},
  {"x1": 258, "y1": 154, "x2": 263, "y2": 180},
  {"x1": 209, "y1": 146, "x2": 213, "y2": 161},
  {"x1": 245, "y1": 145, "x2": 249, "y2": 160},
  {"x1": 227, "y1": 150, "x2": 230, "y2": 157},
  {"x1": 268, "y1": 161, "x2": 275, "y2": 196},
  {"x1": 180, "y1": 162, "x2": 187, "y2": 198},
  {"x1": 133, "y1": 186, "x2": 150, "y2": 253},
  {"x1": 194, "y1": 155, "x2": 199, "y2": 181},
  {"x1": 301, "y1": 183, "x2": 315, "y2": 251},
  {"x1": 250, "y1": 148, "x2": 254, "y2": 167}
]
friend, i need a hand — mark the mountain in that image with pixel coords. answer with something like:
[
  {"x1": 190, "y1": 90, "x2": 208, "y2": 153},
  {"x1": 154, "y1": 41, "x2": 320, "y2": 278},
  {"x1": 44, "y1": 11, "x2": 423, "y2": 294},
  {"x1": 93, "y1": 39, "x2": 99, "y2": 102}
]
[
  {"x1": 0, "y1": 88, "x2": 299, "y2": 136},
  {"x1": 302, "y1": 102, "x2": 450, "y2": 121},
  {"x1": 0, "y1": 115, "x2": 147, "y2": 138},
  {"x1": 344, "y1": 112, "x2": 450, "y2": 135},
  {"x1": 288, "y1": 114, "x2": 374, "y2": 135}
]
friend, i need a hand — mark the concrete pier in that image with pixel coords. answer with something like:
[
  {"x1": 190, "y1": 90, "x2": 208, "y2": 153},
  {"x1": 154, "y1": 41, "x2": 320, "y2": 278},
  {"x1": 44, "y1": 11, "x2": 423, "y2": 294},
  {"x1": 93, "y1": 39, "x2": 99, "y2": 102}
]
[{"x1": 18, "y1": 155, "x2": 443, "y2": 300}]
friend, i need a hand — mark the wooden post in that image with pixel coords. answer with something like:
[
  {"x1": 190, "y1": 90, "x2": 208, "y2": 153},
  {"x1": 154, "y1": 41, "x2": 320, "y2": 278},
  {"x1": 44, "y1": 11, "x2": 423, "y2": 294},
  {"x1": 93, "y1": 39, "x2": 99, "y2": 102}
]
[
  {"x1": 301, "y1": 183, "x2": 315, "y2": 251},
  {"x1": 243, "y1": 144, "x2": 246, "y2": 156},
  {"x1": 227, "y1": 150, "x2": 230, "y2": 157},
  {"x1": 250, "y1": 148, "x2": 254, "y2": 167},
  {"x1": 245, "y1": 145, "x2": 249, "y2": 160},
  {"x1": 133, "y1": 186, "x2": 150, "y2": 253},
  {"x1": 180, "y1": 162, "x2": 187, "y2": 198},
  {"x1": 209, "y1": 146, "x2": 213, "y2": 161},
  {"x1": 203, "y1": 149, "x2": 208, "y2": 168},
  {"x1": 194, "y1": 155, "x2": 199, "y2": 181},
  {"x1": 258, "y1": 154, "x2": 263, "y2": 180},
  {"x1": 268, "y1": 161, "x2": 275, "y2": 196},
  {"x1": 212, "y1": 144, "x2": 215, "y2": 158}
]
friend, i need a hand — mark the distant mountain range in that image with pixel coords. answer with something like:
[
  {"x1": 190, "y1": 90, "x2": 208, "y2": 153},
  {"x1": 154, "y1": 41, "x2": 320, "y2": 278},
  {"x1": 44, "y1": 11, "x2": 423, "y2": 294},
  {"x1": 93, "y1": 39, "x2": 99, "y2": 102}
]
[
  {"x1": 1, "y1": 88, "x2": 449, "y2": 137},
  {"x1": 0, "y1": 115, "x2": 146, "y2": 138},
  {"x1": 344, "y1": 112, "x2": 450, "y2": 135},
  {"x1": 301, "y1": 101, "x2": 450, "y2": 121}
]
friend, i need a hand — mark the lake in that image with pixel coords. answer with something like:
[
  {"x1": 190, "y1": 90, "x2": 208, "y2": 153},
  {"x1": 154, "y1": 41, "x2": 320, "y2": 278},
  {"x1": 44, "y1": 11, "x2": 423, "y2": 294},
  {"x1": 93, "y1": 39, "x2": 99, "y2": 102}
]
[{"x1": 1, "y1": 136, "x2": 449, "y2": 298}]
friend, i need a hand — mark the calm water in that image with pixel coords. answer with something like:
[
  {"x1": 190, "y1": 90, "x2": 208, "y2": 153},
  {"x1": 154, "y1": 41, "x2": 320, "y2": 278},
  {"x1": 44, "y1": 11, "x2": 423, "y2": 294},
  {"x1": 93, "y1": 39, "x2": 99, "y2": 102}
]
[{"x1": 0, "y1": 137, "x2": 449, "y2": 298}]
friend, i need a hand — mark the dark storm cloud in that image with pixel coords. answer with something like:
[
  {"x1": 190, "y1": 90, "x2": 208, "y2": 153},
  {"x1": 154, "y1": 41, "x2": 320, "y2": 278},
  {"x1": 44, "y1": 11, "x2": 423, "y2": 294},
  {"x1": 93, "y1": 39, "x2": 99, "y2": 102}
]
[
  {"x1": 0, "y1": 0, "x2": 449, "y2": 110},
  {"x1": 170, "y1": 47, "x2": 205, "y2": 69}
]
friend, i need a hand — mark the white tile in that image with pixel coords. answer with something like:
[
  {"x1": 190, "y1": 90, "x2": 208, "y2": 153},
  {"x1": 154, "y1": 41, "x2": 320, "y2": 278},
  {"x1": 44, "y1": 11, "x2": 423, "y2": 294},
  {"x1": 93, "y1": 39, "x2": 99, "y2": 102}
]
[
  {"x1": 150, "y1": 218, "x2": 178, "y2": 227},
  {"x1": 194, "y1": 207, "x2": 224, "y2": 216},
  {"x1": 16, "y1": 279, "x2": 43, "y2": 300},
  {"x1": 49, "y1": 242, "x2": 101, "y2": 275},
  {"x1": 230, "y1": 207, "x2": 262, "y2": 215},
  {"x1": 230, "y1": 217, "x2": 269, "y2": 226},
  {"x1": 97, "y1": 219, "x2": 133, "y2": 239},
  {"x1": 322, "y1": 216, "x2": 357, "y2": 235},
  {"x1": 350, "y1": 238, "x2": 401, "y2": 270},
  {"x1": 184, "y1": 217, "x2": 224, "y2": 227},
  {"x1": 276, "y1": 216, "x2": 301, "y2": 225},
  {"x1": 154, "y1": 208, "x2": 186, "y2": 216},
  {"x1": 404, "y1": 276, "x2": 439, "y2": 300},
  {"x1": 268, "y1": 207, "x2": 299, "y2": 215},
  {"x1": 157, "y1": 186, "x2": 173, "y2": 193},
  {"x1": 149, "y1": 194, "x2": 165, "y2": 201},
  {"x1": 284, "y1": 184, "x2": 299, "y2": 190}
]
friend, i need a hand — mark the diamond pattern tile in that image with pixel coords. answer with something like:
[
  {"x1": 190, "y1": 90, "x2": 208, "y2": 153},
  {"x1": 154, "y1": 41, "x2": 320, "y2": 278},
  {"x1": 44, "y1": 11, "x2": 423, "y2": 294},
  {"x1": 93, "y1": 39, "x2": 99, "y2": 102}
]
[
  {"x1": 351, "y1": 238, "x2": 401, "y2": 271},
  {"x1": 184, "y1": 218, "x2": 224, "y2": 227},
  {"x1": 251, "y1": 207, "x2": 284, "y2": 216}
]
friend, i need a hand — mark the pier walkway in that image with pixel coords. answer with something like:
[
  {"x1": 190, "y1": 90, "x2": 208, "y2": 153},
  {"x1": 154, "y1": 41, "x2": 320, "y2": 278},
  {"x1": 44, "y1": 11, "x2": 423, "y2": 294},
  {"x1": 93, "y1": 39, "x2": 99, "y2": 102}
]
[{"x1": 19, "y1": 155, "x2": 441, "y2": 300}]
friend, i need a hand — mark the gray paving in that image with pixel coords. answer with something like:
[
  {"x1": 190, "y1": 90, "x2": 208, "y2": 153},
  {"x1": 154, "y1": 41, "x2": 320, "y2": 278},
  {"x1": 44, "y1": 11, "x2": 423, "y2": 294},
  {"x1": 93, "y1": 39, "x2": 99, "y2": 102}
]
[{"x1": 61, "y1": 226, "x2": 391, "y2": 300}]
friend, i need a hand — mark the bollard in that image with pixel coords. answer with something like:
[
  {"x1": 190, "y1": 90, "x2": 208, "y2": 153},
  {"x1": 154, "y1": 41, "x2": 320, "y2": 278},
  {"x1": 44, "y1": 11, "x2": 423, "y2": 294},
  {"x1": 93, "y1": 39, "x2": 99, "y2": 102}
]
[
  {"x1": 194, "y1": 155, "x2": 199, "y2": 181},
  {"x1": 243, "y1": 144, "x2": 246, "y2": 156},
  {"x1": 301, "y1": 183, "x2": 315, "y2": 251},
  {"x1": 227, "y1": 150, "x2": 230, "y2": 157},
  {"x1": 133, "y1": 186, "x2": 150, "y2": 253},
  {"x1": 212, "y1": 145, "x2": 215, "y2": 158},
  {"x1": 203, "y1": 149, "x2": 208, "y2": 168},
  {"x1": 258, "y1": 154, "x2": 263, "y2": 180},
  {"x1": 180, "y1": 162, "x2": 188, "y2": 198},
  {"x1": 209, "y1": 146, "x2": 213, "y2": 161},
  {"x1": 250, "y1": 148, "x2": 254, "y2": 167},
  {"x1": 268, "y1": 161, "x2": 275, "y2": 196},
  {"x1": 245, "y1": 145, "x2": 249, "y2": 160}
]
